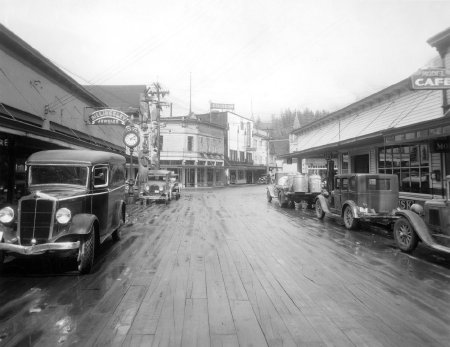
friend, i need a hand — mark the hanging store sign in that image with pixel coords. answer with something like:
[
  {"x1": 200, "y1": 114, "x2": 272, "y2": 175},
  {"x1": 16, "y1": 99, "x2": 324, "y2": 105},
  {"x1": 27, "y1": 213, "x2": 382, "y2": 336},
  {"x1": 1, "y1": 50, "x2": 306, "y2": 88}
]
[
  {"x1": 210, "y1": 102, "x2": 234, "y2": 111},
  {"x1": 410, "y1": 69, "x2": 450, "y2": 90},
  {"x1": 89, "y1": 109, "x2": 130, "y2": 125}
]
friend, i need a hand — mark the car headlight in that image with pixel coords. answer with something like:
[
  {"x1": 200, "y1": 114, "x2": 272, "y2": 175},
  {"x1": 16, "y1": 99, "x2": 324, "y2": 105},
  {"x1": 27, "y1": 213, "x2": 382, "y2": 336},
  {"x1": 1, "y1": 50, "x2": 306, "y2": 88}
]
[
  {"x1": 145, "y1": 185, "x2": 150, "y2": 191},
  {"x1": 56, "y1": 207, "x2": 71, "y2": 225},
  {"x1": 0, "y1": 206, "x2": 14, "y2": 224}
]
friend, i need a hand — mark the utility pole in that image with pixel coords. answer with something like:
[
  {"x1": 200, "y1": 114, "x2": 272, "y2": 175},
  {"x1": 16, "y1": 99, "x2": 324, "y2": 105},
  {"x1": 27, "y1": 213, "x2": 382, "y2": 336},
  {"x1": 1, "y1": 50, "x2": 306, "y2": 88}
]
[
  {"x1": 146, "y1": 82, "x2": 170, "y2": 170},
  {"x1": 265, "y1": 128, "x2": 273, "y2": 175}
]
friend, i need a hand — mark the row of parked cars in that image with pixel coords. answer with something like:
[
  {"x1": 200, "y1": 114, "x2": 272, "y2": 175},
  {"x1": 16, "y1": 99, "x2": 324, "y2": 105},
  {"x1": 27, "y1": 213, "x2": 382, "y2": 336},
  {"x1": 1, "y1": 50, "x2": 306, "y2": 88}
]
[
  {"x1": 267, "y1": 172, "x2": 450, "y2": 255},
  {"x1": 0, "y1": 150, "x2": 182, "y2": 275}
]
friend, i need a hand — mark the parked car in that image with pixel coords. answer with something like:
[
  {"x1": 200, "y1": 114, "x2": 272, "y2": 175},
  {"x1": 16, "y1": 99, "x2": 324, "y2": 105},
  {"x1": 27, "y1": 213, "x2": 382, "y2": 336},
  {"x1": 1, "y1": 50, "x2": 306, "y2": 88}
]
[
  {"x1": 257, "y1": 175, "x2": 269, "y2": 184},
  {"x1": 139, "y1": 169, "x2": 173, "y2": 204},
  {"x1": 393, "y1": 175, "x2": 450, "y2": 254},
  {"x1": 0, "y1": 150, "x2": 127, "y2": 274},
  {"x1": 314, "y1": 173, "x2": 399, "y2": 230}
]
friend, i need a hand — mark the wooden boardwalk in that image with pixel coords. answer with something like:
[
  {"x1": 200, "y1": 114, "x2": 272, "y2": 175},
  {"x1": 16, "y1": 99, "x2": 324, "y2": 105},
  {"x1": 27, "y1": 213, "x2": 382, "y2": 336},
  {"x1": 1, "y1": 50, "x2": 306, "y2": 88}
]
[
  {"x1": 2, "y1": 187, "x2": 449, "y2": 346},
  {"x1": 91, "y1": 187, "x2": 450, "y2": 347}
]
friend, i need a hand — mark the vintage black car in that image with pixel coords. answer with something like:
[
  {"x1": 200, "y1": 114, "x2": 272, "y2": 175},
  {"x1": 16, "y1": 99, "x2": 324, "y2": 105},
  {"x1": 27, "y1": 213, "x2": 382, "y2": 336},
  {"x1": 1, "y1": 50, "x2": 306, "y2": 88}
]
[
  {"x1": 139, "y1": 169, "x2": 174, "y2": 204},
  {"x1": 315, "y1": 173, "x2": 399, "y2": 230},
  {"x1": 393, "y1": 175, "x2": 450, "y2": 254},
  {"x1": 0, "y1": 150, "x2": 127, "y2": 274}
]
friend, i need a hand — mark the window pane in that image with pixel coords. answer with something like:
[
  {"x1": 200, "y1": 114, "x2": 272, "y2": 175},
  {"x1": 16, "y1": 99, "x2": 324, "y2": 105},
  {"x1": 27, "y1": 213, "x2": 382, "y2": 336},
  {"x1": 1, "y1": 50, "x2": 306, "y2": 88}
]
[
  {"x1": 385, "y1": 147, "x2": 392, "y2": 168},
  {"x1": 393, "y1": 147, "x2": 401, "y2": 167},
  {"x1": 410, "y1": 145, "x2": 419, "y2": 166},
  {"x1": 420, "y1": 144, "x2": 429, "y2": 165},
  {"x1": 420, "y1": 167, "x2": 429, "y2": 194},
  {"x1": 401, "y1": 168, "x2": 411, "y2": 192},
  {"x1": 378, "y1": 148, "x2": 385, "y2": 168},
  {"x1": 401, "y1": 146, "x2": 410, "y2": 167}
]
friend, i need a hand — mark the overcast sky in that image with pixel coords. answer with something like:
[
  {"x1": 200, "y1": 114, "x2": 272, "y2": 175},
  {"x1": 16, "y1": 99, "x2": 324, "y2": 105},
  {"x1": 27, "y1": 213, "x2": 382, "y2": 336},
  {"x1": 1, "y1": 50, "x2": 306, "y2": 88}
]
[{"x1": 1, "y1": 0, "x2": 449, "y2": 120}]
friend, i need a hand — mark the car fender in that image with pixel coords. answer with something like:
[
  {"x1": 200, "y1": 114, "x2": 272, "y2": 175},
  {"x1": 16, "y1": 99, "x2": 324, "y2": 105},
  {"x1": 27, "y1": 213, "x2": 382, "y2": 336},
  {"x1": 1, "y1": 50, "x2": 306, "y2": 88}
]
[
  {"x1": 316, "y1": 194, "x2": 331, "y2": 214},
  {"x1": 395, "y1": 210, "x2": 435, "y2": 246},
  {"x1": 67, "y1": 214, "x2": 98, "y2": 236},
  {"x1": 112, "y1": 200, "x2": 126, "y2": 226},
  {"x1": 341, "y1": 200, "x2": 359, "y2": 218}
]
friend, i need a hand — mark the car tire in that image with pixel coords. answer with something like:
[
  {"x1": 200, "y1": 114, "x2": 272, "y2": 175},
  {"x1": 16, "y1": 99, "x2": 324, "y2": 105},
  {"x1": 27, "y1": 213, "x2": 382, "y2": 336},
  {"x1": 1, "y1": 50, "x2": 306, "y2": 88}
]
[
  {"x1": 315, "y1": 200, "x2": 325, "y2": 219},
  {"x1": 279, "y1": 192, "x2": 287, "y2": 208},
  {"x1": 343, "y1": 205, "x2": 359, "y2": 230},
  {"x1": 77, "y1": 227, "x2": 95, "y2": 274},
  {"x1": 393, "y1": 217, "x2": 419, "y2": 253},
  {"x1": 267, "y1": 190, "x2": 272, "y2": 202},
  {"x1": 112, "y1": 228, "x2": 121, "y2": 242},
  {"x1": 0, "y1": 249, "x2": 4, "y2": 273},
  {"x1": 112, "y1": 208, "x2": 125, "y2": 242}
]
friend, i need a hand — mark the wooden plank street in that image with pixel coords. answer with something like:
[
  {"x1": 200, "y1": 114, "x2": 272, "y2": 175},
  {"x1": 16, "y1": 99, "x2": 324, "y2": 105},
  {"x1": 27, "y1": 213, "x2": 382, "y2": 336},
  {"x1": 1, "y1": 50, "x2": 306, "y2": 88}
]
[{"x1": 1, "y1": 185, "x2": 450, "y2": 346}]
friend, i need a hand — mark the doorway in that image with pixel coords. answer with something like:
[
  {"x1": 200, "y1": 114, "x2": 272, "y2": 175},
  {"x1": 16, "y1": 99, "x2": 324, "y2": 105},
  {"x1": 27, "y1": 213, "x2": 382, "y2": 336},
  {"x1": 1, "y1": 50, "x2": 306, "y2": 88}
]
[{"x1": 353, "y1": 154, "x2": 369, "y2": 173}]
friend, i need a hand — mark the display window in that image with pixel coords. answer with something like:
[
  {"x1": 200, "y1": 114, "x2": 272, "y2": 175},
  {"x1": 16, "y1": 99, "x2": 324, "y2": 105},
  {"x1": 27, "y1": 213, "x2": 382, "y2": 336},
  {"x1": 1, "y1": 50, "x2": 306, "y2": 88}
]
[{"x1": 378, "y1": 144, "x2": 431, "y2": 194}]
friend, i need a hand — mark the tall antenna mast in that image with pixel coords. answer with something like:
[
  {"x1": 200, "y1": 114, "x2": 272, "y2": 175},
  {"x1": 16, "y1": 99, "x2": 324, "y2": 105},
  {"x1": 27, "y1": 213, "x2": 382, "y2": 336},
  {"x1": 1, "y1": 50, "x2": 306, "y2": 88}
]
[{"x1": 189, "y1": 72, "x2": 192, "y2": 115}]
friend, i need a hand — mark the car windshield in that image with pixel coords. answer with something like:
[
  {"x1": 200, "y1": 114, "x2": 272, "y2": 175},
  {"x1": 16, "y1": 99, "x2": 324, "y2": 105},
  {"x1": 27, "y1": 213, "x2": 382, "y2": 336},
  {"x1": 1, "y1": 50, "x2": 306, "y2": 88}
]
[
  {"x1": 148, "y1": 175, "x2": 167, "y2": 182},
  {"x1": 30, "y1": 165, "x2": 88, "y2": 186}
]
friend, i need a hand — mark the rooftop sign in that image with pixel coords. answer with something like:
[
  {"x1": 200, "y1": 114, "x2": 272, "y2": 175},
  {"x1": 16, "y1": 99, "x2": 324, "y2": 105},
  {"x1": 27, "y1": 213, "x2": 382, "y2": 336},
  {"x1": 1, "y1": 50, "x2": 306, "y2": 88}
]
[
  {"x1": 210, "y1": 102, "x2": 234, "y2": 111},
  {"x1": 89, "y1": 109, "x2": 130, "y2": 125},
  {"x1": 411, "y1": 68, "x2": 450, "y2": 89}
]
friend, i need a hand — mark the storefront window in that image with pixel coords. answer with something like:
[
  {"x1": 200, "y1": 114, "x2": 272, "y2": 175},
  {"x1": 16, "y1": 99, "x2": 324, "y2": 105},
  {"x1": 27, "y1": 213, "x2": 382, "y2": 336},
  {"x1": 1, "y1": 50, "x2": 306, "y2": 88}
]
[
  {"x1": 379, "y1": 144, "x2": 431, "y2": 194},
  {"x1": 341, "y1": 153, "x2": 349, "y2": 174}
]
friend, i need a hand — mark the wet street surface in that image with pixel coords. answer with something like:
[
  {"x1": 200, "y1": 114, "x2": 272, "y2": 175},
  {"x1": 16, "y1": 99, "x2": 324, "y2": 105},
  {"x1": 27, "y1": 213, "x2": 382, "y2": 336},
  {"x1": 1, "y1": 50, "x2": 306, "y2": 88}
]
[{"x1": 1, "y1": 185, "x2": 450, "y2": 346}]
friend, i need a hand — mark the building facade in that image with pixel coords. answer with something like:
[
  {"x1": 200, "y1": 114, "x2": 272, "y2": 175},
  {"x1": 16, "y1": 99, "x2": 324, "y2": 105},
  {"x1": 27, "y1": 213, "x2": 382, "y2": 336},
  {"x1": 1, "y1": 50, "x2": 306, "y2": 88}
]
[
  {"x1": 197, "y1": 111, "x2": 268, "y2": 184},
  {"x1": 0, "y1": 24, "x2": 126, "y2": 206},
  {"x1": 159, "y1": 115, "x2": 226, "y2": 187},
  {"x1": 284, "y1": 27, "x2": 450, "y2": 207}
]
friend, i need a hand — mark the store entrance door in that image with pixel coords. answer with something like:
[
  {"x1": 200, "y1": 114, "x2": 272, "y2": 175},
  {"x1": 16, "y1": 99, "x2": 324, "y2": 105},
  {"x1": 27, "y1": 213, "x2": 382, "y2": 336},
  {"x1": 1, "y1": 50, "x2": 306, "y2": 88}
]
[{"x1": 353, "y1": 154, "x2": 369, "y2": 173}]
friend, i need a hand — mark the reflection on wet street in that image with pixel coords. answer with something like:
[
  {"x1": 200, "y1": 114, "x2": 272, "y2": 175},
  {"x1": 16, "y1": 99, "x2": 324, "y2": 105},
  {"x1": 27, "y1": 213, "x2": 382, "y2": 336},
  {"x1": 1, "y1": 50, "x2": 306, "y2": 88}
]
[{"x1": 1, "y1": 186, "x2": 449, "y2": 346}]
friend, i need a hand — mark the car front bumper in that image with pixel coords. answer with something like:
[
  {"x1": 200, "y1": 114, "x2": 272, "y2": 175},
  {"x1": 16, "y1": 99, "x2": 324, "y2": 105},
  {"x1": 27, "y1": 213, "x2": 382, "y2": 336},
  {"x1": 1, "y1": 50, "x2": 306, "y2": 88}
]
[{"x1": 0, "y1": 239, "x2": 80, "y2": 255}]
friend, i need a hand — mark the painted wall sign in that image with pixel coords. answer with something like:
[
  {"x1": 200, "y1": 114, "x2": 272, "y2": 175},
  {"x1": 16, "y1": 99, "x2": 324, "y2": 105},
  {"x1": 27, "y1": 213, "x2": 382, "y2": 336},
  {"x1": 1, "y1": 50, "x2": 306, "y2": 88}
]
[
  {"x1": 398, "y1": 199, "x2": 416, "y2": 209},
  {"x1": 89, "y1": 109, "x2": 130, "y2": 125},
  {"x1": 410, "y1": 68, "x2": 450, "y2": 89},
  {"x1": 431, "y1": 137, "x2": 450, "y2": 153}
]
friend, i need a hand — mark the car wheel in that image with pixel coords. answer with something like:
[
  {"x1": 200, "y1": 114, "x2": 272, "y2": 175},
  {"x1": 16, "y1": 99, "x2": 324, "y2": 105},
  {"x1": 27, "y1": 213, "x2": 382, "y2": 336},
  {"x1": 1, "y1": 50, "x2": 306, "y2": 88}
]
[
  {"x1": 112, "y1": 228, "x2": 121, "y2": 242},
  {"x1": 112, "y1": 208, "x2": 125, "y2": 242},
  {"x1": 393, "y1": 217, "x2": 419, "y2": 253},
  {"x1": 315, "y1": 200, "x2": 325, "y2": 219},
  {"x1": 0, "y1": 250, "x2": 4, "y2": 273},
  {"x1": 77, "y1": 226, "x2": 95, "y2": 274},
  {"x1": 267, "y1": 190, "x2": 272, "y2": 202},
  {"x1": 279, "y1": 192, "x2": 287, "y2": 208},
  {"x1": 343, "y1": 206, "x2": 359, "y2": 230}
]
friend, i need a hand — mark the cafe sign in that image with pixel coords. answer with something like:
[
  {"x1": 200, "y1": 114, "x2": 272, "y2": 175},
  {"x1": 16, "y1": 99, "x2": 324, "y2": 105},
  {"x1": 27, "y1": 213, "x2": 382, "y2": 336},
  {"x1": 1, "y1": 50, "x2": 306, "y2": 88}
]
[
  {"x1": 411, "y1": 68, "x2": 450, "y2": 90},
  {"x1": 89, "y1": 109, "x2": 130, "y2": 125}
]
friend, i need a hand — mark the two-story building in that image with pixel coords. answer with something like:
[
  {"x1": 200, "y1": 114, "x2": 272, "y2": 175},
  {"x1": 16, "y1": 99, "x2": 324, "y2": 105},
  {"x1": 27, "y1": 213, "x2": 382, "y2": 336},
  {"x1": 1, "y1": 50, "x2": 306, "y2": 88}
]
[
  {"x1": 197, "y1": 111, "x2": 269, "y2": 184},
  {"x1": 159, "y1": 115, "x2": 226, "y2": 187},
  {"x1": 0, "y1": 24, "x2": 126, "y2": 206}
]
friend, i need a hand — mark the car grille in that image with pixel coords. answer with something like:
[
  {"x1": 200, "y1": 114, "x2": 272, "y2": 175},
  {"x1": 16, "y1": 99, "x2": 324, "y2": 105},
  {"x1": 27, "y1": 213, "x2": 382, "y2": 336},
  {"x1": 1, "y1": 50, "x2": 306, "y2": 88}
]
[{"x1": 19, "y1": 199, "x2": 54, "y2": 245}]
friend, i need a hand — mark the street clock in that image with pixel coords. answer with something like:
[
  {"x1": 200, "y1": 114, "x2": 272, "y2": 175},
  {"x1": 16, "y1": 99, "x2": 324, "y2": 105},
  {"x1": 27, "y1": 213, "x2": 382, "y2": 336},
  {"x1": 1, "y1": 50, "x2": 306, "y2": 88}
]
[{"x1": 123, "y1": 126, "x2": 140, "y2": 148}]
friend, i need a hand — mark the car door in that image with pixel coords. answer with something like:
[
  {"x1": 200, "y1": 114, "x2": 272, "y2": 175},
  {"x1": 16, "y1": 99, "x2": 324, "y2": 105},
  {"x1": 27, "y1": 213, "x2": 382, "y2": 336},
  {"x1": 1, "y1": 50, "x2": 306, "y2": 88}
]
[{"x1": 91, "y1": 165, "x2": 110, "y2": 237}]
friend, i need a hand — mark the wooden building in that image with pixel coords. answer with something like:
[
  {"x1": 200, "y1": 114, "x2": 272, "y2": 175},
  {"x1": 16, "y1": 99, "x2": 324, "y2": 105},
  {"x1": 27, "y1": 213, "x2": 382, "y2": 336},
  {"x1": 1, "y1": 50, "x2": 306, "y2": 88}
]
[
  {"x1": 284, "y1": 27, "x2": 450, "y2": 207},
  {"x1": 0, "y1": 24, "x2": 125, "y2": 206}
]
